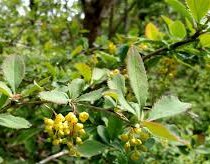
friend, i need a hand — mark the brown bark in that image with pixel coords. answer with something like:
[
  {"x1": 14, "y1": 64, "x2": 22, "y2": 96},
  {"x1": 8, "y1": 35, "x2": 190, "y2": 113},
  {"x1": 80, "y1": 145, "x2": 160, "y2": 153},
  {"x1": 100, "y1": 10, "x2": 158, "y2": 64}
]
[{"x1": 81, "y1": 0, "x2": 114, "y2": 46}]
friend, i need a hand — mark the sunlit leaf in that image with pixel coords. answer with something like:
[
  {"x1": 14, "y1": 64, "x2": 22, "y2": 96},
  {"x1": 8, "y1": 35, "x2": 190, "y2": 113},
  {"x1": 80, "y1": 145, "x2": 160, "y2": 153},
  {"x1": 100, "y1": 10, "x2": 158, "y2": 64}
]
[
  {"x1": 169, "y1": 20, "x2": 186, "y2": 39},
  {"x1": 145, "y1": 23, "x2": 163, "y2": 40},
  {"x1": 142, "y1": 121, "x2": 179, "y2": 142},
  {"x1": 75, "y1": 63, "x2": 92, "y2": 82},
  {"x1": 186, "y1": 0, "x2": 210, "y2": 22},
  {"x1": 0, "y1": 81, "x2": 13, "y2": 97},
  {"x1": 199, "y1": 33, "x2": 210, "y2": 48}
]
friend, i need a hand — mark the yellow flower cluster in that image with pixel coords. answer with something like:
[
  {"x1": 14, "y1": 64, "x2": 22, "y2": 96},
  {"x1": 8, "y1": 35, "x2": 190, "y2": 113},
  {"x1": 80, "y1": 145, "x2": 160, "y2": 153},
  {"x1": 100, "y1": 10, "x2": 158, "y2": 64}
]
[
  {"x1": 108, "y1": 42, "x2": 117, "y2": 54},
  {"x1": 119, "y1": 125, "x2": 150, "y2": 161},
  {"x1": 109, "y1": 69, "x2": 120, "y2": 77},
  {"x1": 44, "y1": 112, "x2": 89, "y2": 156}
]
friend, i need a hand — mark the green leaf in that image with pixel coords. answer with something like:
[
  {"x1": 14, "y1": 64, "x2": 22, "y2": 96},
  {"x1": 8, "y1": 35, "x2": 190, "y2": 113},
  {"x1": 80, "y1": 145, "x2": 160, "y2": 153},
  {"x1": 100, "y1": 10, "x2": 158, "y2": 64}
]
[
  {"x1": 2, "y1": 55, "x2": 25, "y2": 93},
  {"x1": 103, "y1": 90, "x2": 119, "y2": 100},
  {"x1": 142, "y1": 121, "x2": 179, "y2": 142},
  {"x1": 0, "y1": 94, "x2": 8, "y2": 109},
  {"x1": 186, "y1": 0, "x2": 210, "y2": 22},
  {"x1": 107, "y1": 116, "x2": 123, "y2": 140},
  {"x1": 162, "y1": 15, "x2": 174, "y2": 27},
  {"x1": 0, "y1": 114, "x2": 31, "y2": 129},
  {"x1": 108, "y1": 74, "x2": 126, "y2": 95},
  {"x1": 91, "y1": 68, "x2": 108, "y2": 85},
  {"x1": 108, "y1": 75, "x2": 135, "y2": 114},
  {"x1": 148, "y1": 96, "x2": 191, "y2": 121},
  {"x1": 97, "y1": 125, "x2": 110, "y2": 144},
  {"x1": 78, "y1": 88, "x2": 104, "y2": 102},
  {"x1": 77, "y1": 140, "x2": 107, "y2": 157},
  {"x1": 169, "y1": 20, "x2": 187, "y2": 39},
  {"x1": 165, "y1": 0, "x2": 193, "y2": 22},
  {"x1": 68, "y1": 78, "x2": 85, "y2": 99},
  {"x1": 39, "y1": 91, "x2": 69, "y2": 104},
  {"x1": 75, "y1": 63, "x2": 92, "y2": 82},
  {"x1": 0, "y1": 81, "x2": 13, "y2": 97},
  {"x1": 199, "y1": 33, "x2": 210, "y2": 47},
  {"x1": 127, "y1": 46, "x2": 148, "y2": 108}
]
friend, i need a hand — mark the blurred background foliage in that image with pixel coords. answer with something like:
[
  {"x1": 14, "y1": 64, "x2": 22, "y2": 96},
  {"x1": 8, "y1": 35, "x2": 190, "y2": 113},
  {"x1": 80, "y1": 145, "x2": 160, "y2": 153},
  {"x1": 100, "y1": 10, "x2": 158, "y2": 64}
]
[{"x1": 0, "y1": 0, "x2": 210, "y2": 163}]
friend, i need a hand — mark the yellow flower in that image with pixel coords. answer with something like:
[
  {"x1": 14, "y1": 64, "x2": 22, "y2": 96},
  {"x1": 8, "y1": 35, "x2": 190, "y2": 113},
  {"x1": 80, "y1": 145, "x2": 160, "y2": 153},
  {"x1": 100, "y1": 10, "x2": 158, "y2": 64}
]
[
  {"x1": 55, "y1": 114, "x2": 65, "y2": 123},
  {"x1": 54, "y1": 122, "x2": 63, "y2": 131},
  {"x1": 78, "y1": 129, "x2": 86, "y2": 136},
  {"x1": 65, "y1": 112, "x2": 75, "y2": 122},
  {"x1": 108, "y1": 42, "x2": 117, "y2": 54},
  {"x1": 130, "y1": 151, "x2": 140, "y2": 161},
  {"x1": 52, "y1": 139, "x2": 60, "y2": 146},
  {"x1": 44, "y1": 118, "x2": 54, "y2": 126},
  {"x1": 76, "y1": 137, "x2": 83, "y2": 144},
  {"x1": 63, "y1": 128, "x2": 70, "y2": 135},
  {"x1": 130, "y1": 138, "x2": 137, "y2": 146},
  {"x1": 133, "y1": 127, "x2": 142, "y2": 134},
  {"x1": 74, "y1": 123, "x2": 84, "y2": 131},
  {"x1": 119, "y1": 134, "x2": 129, "y2": 142},
  {"x1": 67, "y1": 141, "x2": 73, "y2": 148},
  {"x1": 124, "y1": 142, "x2": 130, "y2": 151},
  {"x1": 79, "y1": 112, "x2": 89, "y2": 123}
]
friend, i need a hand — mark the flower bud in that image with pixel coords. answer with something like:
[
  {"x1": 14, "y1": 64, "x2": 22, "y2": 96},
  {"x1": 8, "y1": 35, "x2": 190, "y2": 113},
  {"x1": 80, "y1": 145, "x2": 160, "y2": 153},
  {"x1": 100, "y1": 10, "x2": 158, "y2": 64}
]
[
  {"x1": 79, "y1": 112, "x2": 89, "y2": 123},
  {"x1": 76, "y1": 137, "x2": 83, "y2": 144},
  {"x1": 134, "y1": 128, "x2": 141, "y2": 134},
  {"x1": 52, "y1": 139, "x2": 60, "y2": 146},
  {"x1": 130, "y1": 138, "x2": 137, "y2": 146},
  {"x1": 74, "y1": 123, "x2": 84, "y2": 131},
  {"x1": 130, "y1": 151, "x2": 140, "y2": 161},
  {"x1": 124, "y1": 142, "x2": 130, "y2": 151},
  {"x1": 44, "y1": 118, "x2": 54, "y2": 126},
  {"x1": 119, "y1": 134, "x2": 129, "y2": 142},
  {"x1": 78, "y1": 129, "x2": 86, "y2": 136}
]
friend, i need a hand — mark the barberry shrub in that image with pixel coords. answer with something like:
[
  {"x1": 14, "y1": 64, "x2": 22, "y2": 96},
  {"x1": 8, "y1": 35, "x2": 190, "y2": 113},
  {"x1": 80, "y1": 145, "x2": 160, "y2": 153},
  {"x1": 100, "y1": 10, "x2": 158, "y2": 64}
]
[{"x1": 0, "y1": 0, "x2": 210, "y2": 163}]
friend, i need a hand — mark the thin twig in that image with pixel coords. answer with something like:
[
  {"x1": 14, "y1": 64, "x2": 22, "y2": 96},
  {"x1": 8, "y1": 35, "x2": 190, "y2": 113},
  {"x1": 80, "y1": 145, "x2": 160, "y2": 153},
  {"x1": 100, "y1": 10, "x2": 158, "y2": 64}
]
[
  {"x1": 37, "y1": 150, "x2": 69, "y2": 164},
  {"x1": 142, "y1": 30, "x2": 207, "y2": 61},
  {"x1": 77, "y1": 103, "x2": 131, "y2": 124}
]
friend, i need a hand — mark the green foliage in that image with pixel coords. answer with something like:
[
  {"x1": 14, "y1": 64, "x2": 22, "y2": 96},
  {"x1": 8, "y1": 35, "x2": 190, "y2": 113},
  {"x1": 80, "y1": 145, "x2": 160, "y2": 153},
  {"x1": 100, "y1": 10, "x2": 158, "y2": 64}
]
[
  {"x1": 0, "y1": 113, "x2": 31, "y2": 129},
  {"x1": 148, "y1": 96, "x2": 191, "y2": 121},
  {"x1": 0, "y1": 81, "x2": 13, "y2": 97},
  {"x1": 127, "y1": 46, "x2": 148, "y2": 109},
  {"x1": 0, "y1": 0, "x2": 210, "y2": 163},
  {"x1": 39, "y1": 91, "x2": 69, "y2": 104},
  {"x1": 169, "y1": 20, "x2": 187, "y2": 39},
  {"x1": 77, "y1": 140, "x2": 108, "y2": 157},
  {"x1": 186, "y1": 0, "x2": 210, "y2": 22},
  {"x1": 2, "y1": 55, "x2": 25, "y2": 93},
  {"x1": 143, "y1": 121, "x2": 179, "y2": 142}
]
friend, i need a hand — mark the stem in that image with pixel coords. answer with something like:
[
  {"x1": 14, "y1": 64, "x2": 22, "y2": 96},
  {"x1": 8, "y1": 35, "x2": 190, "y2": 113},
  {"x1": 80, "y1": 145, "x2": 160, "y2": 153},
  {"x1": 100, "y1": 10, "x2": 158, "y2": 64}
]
[
  {"x1": 37, "y1": 150, "x2": 69, "y2": 164},
  {"x1": 77, "y1": 103, "x2": 131, "y2": 124},
  {"x1": 142, "y1": 30, "x2": 207, "y2": 61}
]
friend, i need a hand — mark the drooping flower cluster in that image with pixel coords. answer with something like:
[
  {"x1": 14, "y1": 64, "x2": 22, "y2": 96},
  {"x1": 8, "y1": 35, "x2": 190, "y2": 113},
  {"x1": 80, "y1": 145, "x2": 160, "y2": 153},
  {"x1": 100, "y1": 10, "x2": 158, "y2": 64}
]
[
  {"x1": 119, "y1": 124, "x2": 150, "y2": 161},
  {"x1": 44, "y1": 112, "x2": 89, "y2": 156}
]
